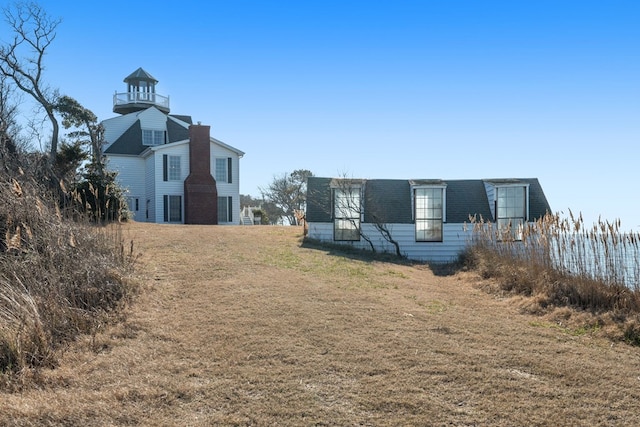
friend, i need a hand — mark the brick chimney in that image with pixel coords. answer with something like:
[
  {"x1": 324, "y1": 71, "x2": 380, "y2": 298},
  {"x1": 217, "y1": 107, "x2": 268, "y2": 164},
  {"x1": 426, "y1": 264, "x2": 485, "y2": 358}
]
[{"x1": 184, "y1": 124, "x2": 218, "y2": 224}]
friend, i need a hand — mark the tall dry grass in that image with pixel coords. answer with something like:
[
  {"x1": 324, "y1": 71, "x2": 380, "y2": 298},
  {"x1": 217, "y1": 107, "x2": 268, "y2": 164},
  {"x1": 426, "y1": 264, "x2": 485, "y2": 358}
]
[
  {"x1": 0, "y1": 175, "x2": 136, "y2": 387},
  {"x1": 464, "y1": 212, "x2": 640, "y2": 343}
]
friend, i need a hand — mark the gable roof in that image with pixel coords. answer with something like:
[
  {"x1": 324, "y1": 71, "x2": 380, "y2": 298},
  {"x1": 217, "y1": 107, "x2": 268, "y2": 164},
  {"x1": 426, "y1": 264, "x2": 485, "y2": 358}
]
[{"x1": 306, "y1": 177, "x2": 551, "y2": 224}]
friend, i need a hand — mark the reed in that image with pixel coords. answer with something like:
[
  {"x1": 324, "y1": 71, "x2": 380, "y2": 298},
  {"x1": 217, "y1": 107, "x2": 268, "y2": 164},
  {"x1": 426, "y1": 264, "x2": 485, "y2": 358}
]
[
  {"x1": 465, "y1": 212, "x2": 640, "y2": 333},
  {"x1": 0, "y1": 175, "x2": 136, "y2": 384}
]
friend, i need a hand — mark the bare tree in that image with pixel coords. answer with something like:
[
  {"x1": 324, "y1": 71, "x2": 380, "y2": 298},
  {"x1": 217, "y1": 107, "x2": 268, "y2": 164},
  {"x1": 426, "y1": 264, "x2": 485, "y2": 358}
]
[
  {"x1": 323, "y1": 175, "x2": 403, "y2": 257},
  {"x1": 332, "y1": 178, "x2": 376, "y2": 251},
  {"x1": 0, "y1": 2, "x2": 61, "y2": 165},
  {"x1": 260, "y1": 169, "x2": 313, "y2": 225}
]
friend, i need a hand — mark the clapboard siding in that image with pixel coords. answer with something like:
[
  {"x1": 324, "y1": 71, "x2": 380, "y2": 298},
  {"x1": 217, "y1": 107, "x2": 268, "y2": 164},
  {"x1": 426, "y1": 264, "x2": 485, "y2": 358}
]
[
  {"x1": 152, "y1": 143, "x2": 189, "y2": 222},
  {"x1": 138, "y1": 107, "x2": 168, "y2": 130},
  {"x1": 307, "y1": 222, "x2": 473, "y2": 262},
  {"x1": 106, "y1": 155, "x2": 145, "y2": 220},
  {"x1": 107, "y1": 156, "x2": 145, "y2": 196},
  {"x1": 145, "y1": 155, "x2": 156, "y2": 222},
  {"x1": 102, "y1": 114, "x2": 138, "y2": 151},
  {"x1": 211, "y1": 144, "x2": 241, "y2": 224}
]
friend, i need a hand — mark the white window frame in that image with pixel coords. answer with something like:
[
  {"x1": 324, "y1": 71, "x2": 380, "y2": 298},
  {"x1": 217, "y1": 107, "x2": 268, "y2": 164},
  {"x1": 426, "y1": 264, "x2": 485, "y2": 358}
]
[
  {"x1": 332, "y1": 185, "x2": 362, "y2": 241},
  {"x1": 412, "y1": 185, "x2": 446, "y2": 242},
  {"x1": 495, "y1": 184, "x2": 529, "y2": 241},
  {"x1": 142, "y1": 129, "x2": 164, "y2": 146}
]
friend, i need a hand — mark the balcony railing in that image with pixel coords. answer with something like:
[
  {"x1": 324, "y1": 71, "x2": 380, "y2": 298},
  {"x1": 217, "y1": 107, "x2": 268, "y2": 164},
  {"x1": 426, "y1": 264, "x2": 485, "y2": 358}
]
[{"x1": 113, "y1": 92, "x2": 170, "y2": 110}]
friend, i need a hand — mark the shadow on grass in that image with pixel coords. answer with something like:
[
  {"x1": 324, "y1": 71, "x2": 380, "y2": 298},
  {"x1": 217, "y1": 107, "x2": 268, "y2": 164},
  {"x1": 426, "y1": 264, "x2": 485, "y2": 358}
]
[{"x1": 300, "y1": 238, "x2": 464, "y2": 276}]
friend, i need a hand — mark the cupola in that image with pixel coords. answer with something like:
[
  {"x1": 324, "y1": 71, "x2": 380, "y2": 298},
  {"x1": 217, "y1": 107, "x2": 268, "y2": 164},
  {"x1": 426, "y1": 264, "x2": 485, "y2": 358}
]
[{"x1": 113, "y1": 67, "x2": 170, "y2": 114}]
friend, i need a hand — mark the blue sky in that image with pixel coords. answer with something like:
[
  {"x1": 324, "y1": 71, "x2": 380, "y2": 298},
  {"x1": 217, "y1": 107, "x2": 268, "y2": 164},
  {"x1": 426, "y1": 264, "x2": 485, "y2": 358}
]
[{"x1": 2, "y1": 1, "x2": 639, "y2": 230}]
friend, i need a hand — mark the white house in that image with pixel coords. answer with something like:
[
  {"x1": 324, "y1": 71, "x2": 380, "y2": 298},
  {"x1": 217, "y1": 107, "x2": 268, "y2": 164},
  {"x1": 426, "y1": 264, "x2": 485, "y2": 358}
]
[
  {"x1": 305, "y1": 177, "x2": 551, "y2": 262},
  {"x1": 101, "y1": 68, "x2": 244, "y2": 224}
]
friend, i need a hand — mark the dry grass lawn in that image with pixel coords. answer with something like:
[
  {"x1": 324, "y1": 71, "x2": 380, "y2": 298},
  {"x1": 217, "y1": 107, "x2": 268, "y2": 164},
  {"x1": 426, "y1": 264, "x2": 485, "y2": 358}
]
[{"x1": 2, "y1": 222, "x2": 640, "y2": 426}]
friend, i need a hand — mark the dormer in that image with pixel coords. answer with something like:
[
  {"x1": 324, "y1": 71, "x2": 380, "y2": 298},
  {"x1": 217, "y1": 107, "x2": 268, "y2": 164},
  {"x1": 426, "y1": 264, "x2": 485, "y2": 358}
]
[{"x1": 113, "y1": 67, "x2": 170, "y2": 115}]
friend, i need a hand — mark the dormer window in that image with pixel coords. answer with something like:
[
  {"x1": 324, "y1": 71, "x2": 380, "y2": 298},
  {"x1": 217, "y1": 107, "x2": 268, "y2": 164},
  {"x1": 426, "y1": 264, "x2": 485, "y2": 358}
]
[
  {"x1": 413, "y1": 186, "x2": 445, "y2": 242},
  {"x1": 142, "y1": 129, "x2": 165, "y2": 146},
  {"x1": 331, "y1": 181, "x2": 362, "y2": 241},
  {"x1": 496, "y1": 185, "x2": 527, "y2": 240}
]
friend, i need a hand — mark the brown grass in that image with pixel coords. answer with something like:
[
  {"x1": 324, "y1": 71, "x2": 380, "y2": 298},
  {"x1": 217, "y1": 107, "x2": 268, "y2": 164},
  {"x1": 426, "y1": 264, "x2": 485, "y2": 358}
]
[{"x1": 2, "y1": 222, "x2": 640, "y2": 426}]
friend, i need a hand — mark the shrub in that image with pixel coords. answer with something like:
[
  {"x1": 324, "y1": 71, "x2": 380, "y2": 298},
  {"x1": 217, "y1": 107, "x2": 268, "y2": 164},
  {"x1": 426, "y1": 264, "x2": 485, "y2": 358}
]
[
  {"x1": 0, "y1": 174, "x2": 136, "y2": 379},
  {"x1": 466, "y1": 212, "x2": 640, "y2": 343}
]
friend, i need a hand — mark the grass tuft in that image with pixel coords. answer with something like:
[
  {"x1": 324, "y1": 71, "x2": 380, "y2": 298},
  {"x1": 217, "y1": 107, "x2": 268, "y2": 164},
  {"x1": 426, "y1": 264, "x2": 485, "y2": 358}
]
[
  {"x1": 465, "y1": 212, "x2": 640, "y2": 344},
  {"x1": 0, "y1": 175, "x2": 136, "y2": 385}
]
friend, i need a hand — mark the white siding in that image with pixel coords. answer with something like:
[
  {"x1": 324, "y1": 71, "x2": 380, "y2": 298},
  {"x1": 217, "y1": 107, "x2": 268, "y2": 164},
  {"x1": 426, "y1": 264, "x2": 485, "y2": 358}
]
[
  {"x1": 152, "y1": 143, "x2": 190, "y2": 223},
  {"x1": 138, "y1": 107, "x2": 168, "y2": 131},
  {"x1": 102, "y1": 113, "x2": 139, "y2": 150},
  {"x1": 145, "y1": 155, "x2": 156, "y2": 222},
  {"x1": 106, "y1": 155, "x2": 145, "y2": 220},
  {"x1": 211, "y1": 143, "x2": 241, "y2": 224},
  {"x1": 307, "y1": 222, "x2": 474, "y2": 263}
]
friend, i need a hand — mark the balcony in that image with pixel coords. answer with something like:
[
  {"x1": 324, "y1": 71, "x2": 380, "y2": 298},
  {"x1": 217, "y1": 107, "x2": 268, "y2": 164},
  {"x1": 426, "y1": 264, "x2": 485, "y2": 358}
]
[{"x1": 113, "y1": 91, "x2": 170, "y2": 114}]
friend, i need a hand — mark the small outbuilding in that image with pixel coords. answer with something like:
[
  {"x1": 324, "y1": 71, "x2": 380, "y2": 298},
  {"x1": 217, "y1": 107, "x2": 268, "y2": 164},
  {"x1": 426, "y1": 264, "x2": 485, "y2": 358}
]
[{"x1": 305, "y1": 177, "x2": 551, "y2": 262}]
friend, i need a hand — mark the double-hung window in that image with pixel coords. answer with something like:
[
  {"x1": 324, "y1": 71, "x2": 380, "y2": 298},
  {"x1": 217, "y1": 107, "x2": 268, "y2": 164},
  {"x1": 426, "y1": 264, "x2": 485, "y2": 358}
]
[
  {"x1": 414, "y1": 187, "x2": 444, "y2": 242},
  {"x1": 217, "y1": 196, "x2": 233, "y2": 223},
  {"x1": 163, "y1": 195, "x2": 182, "y2": 222},
  {"x1": 162, "y1": 155, "x2": 181, "y2": 181},
  {"x1": 496, "y1": 186, "x2": 527, "y2": 241},
  {"x1": 215, "y1": 158, "x2": 232, "y2": 183},
  {"x1": 333, "y1": 186, "x2": 361, "y2": 241},
  {"x1": 142, "y1": 129, "x2": 164, "y2": 146}
]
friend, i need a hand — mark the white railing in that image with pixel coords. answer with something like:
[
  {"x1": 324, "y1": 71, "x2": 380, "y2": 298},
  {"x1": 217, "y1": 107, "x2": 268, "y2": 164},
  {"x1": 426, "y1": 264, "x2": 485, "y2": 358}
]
[{"x1": 113, "y1": 92, "x2": 170, "y2": 109}]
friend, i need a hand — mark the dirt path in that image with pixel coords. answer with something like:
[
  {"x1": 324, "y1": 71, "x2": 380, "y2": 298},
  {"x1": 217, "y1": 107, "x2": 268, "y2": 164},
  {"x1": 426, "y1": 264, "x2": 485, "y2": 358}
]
[{"x1": 2, "y1": 222, "x2": 640, "y2": 426}]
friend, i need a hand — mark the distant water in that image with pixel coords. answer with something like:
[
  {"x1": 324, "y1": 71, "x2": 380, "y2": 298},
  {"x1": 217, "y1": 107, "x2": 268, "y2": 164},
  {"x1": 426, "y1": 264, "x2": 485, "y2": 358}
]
[{"x1": 548, "y1": 236, "x2": 639, "y2": 290}]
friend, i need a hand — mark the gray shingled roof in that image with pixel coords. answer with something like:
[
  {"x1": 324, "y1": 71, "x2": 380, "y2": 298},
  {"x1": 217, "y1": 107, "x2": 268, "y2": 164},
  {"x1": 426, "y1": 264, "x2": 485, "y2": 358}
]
[
  {"x1": 306, "y1": 177, "x2": 333, "y2": 222},
  {"x1": 363, "y1": 179, "x2": 412, "y2": 223},
  {"x1": 167, "y1": 117, "x2": 189, "y2": 142},
  {"x1": 306, "y1": 177, "x2": 551, "y2": 224},
  {"x1": 170, "y1": 115, "x2": 193, "y2": 125},
  {"x1": 445, "y1": 180, "x2": 493, "y2": 223},
  {"x1": 105, "y1": 116, "x2": 194, "y2": 155},
  {"x1": 124, "y1": 67, "x2": 158, "y2": 83},
  {"x1": 104, "y1": 120, "x2": 145, "y2": 155}
]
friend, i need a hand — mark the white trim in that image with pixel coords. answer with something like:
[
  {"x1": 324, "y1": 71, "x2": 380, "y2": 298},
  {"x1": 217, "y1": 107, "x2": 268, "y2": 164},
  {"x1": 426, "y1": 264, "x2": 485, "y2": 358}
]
[{"x1": 410, "y1": 182, "x2": 447, "y2": 223}]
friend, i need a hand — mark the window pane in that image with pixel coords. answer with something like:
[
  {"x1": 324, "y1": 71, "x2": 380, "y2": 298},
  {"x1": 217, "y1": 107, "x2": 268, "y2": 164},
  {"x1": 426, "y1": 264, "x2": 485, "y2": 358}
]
[
  {"x1": 415, "y1": 188, "x2": 443, "y2": 241},
  {"x1": 215, "y1": 158, "x2": 227, "y2": 182},
  {"x1": 168, "y1": 195, "x2": 181, "y2": 222},
  {"x1": 153, "y1": 130, "x2": 164, "y2": 145},
  {"x1": 333, "y1": 187, "x2": 361, "y2": 241},
  {"x1": 217, "y1": 196, "x2": 228, "y2": 222},
  {"x1": 334, "y1": 188, "x2": 360, "y2": 219},
  {"x1": 168, "y1": 156, "x2": 180, "y2": 180},
  {"x1": 142, "y1": 130, "x2": 152, "y2": 146},
  {"x1": 334, "y1": 219, "x2": 359, "y2": 241}
]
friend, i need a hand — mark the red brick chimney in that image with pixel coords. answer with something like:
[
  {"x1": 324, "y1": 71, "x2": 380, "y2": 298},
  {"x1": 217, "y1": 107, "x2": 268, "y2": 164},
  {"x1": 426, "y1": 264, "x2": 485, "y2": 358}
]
[{"x1": 184, "y1": 124, "x2": 218, "y2": 224}]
